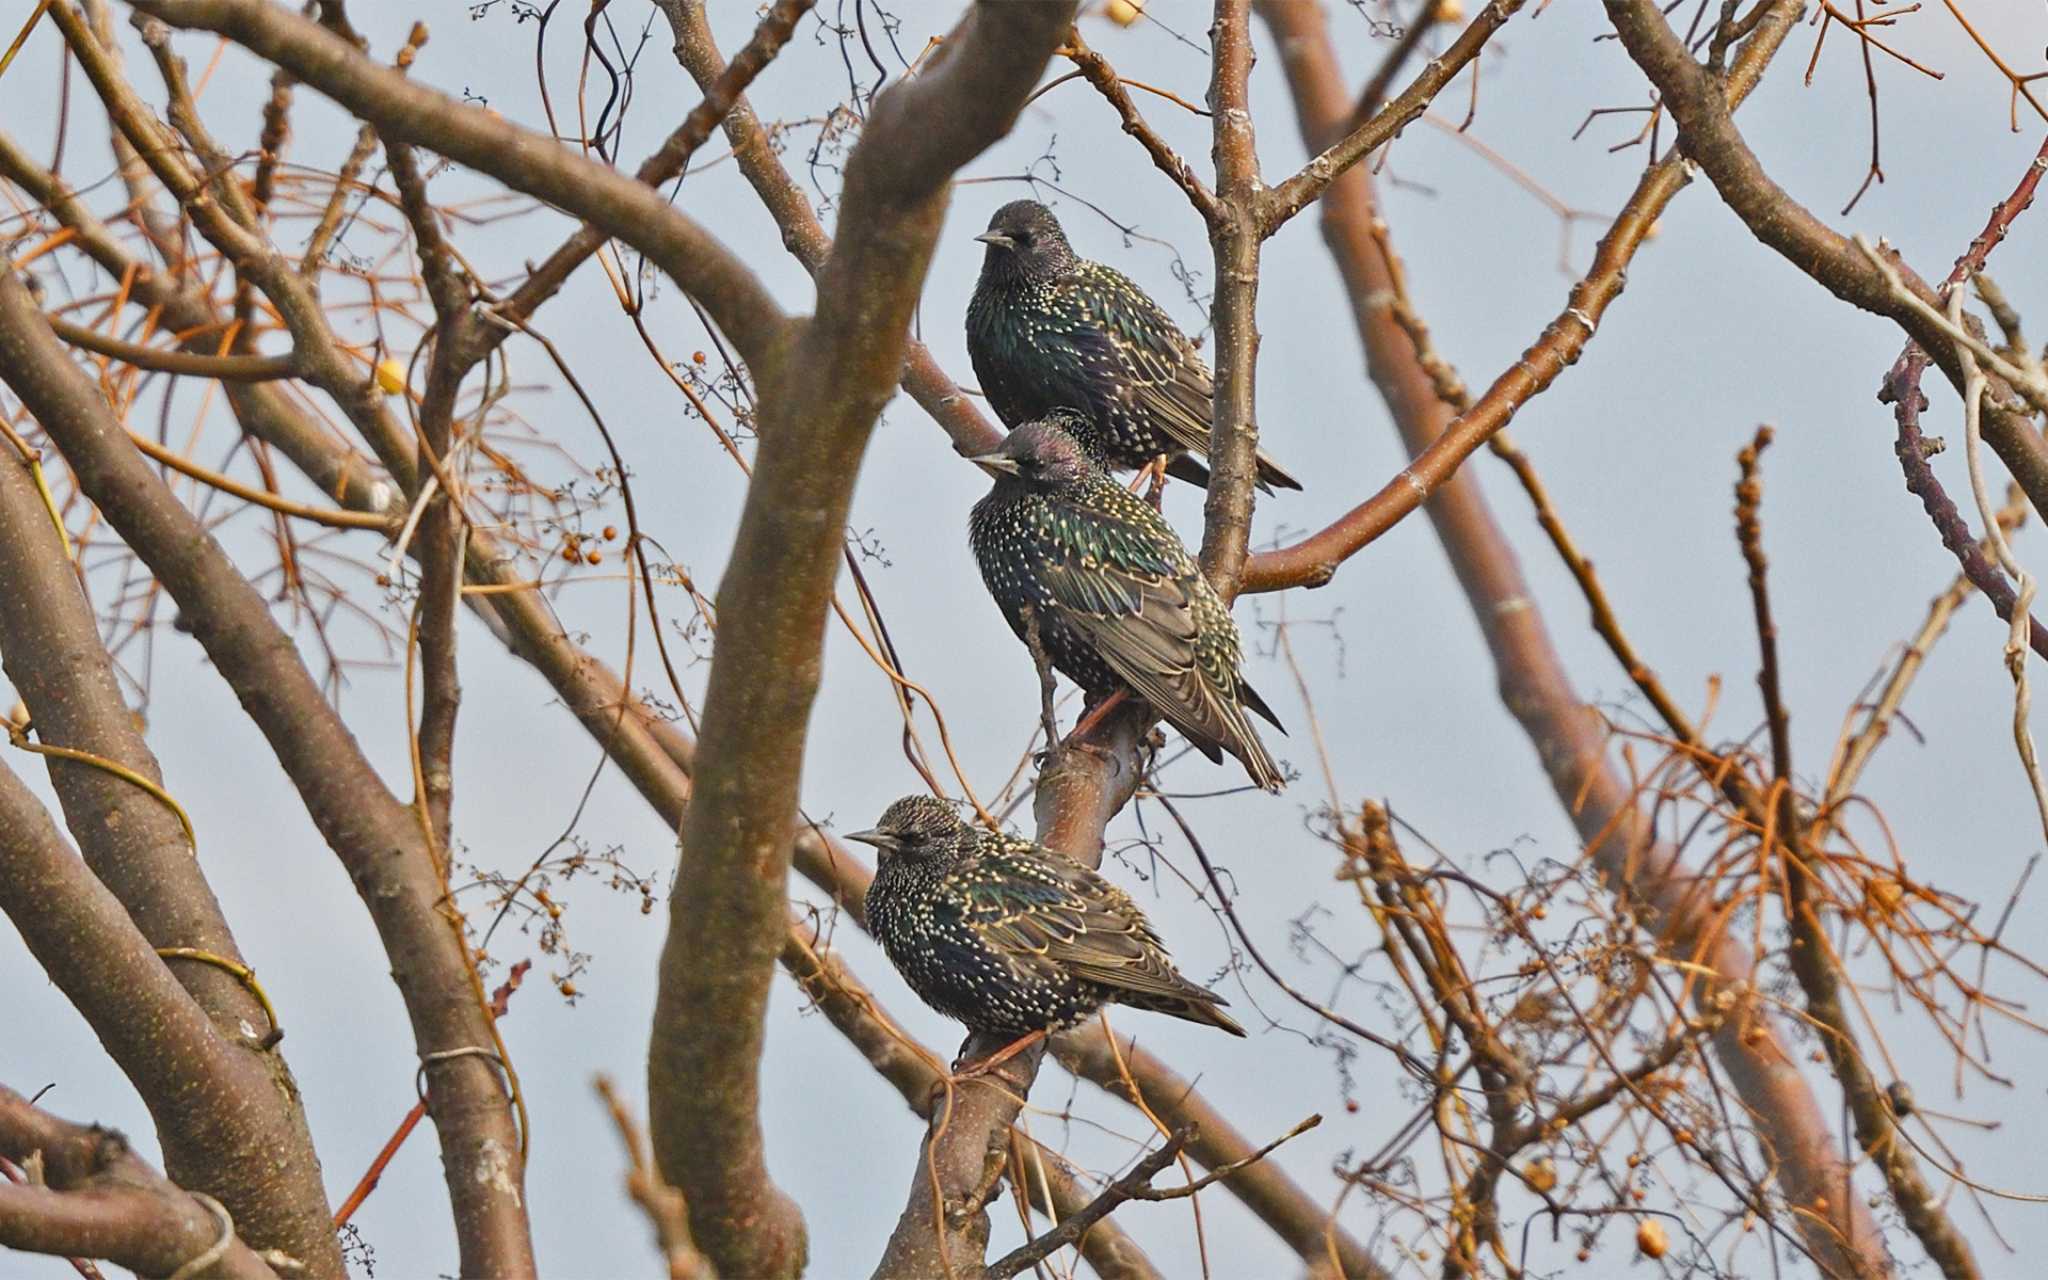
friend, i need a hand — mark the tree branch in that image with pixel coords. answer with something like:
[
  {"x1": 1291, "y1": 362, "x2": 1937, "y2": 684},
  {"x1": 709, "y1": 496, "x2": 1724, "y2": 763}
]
[
  {"x1": 1258, "y1": 0, "x2": 1525, "y2": 237},
  {"x1": 0, "y1": 1085, "x2": 277, "y2": 1280},
  {"x1": 1598, "y1": 0, "x2": 2048, "y2": 530},
  {"x1": 490, "y1": 0, "x2": 817, "y2": 342},
  {"x1": 641, "y1": 5, "x2": 1075, "y2": 1276},
  {"x1": 0, "y1": 318, "x2": 339, "y2": 1275},
  {"x1": 1239, "y1": 0, "x2": 1796, "y2": 595},
  {"x1": 0, "y1": 752, "x2": 330, "y2": 1277},
  {"x1": 654, "y1": 0, "x2": 1007, "y2": 460},
  {"x1": 985, "y1": 1130, "x2": 1193, "y2": 1280},
  {"x1": 126, "y1": 0, "x2": 789, "y2": 374},
  {"x1": 0, "y1": 269, "x2": 536, "y2": 1278},
  {"x1": 1198, "y1": 0, "x2": 1264, "y2": 596},
  {"x1": 1052, "y1": 1026, "x2": 1388, "y2": 1279},
  {"x1": 1064, "y1": 28, "x2": 1220, "y2": 223}
]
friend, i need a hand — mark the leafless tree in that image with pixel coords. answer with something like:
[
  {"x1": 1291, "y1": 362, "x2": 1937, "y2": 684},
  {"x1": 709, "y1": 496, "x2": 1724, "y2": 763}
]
[{"x1": 1, "y1": 0, "x2": 2045, "y2": 1276}]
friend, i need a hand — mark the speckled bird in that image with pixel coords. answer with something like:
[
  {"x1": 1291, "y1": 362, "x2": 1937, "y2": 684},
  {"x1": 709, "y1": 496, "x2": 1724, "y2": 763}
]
[
  {"x1": 969, "y1": 412, "x2": 1286, "y2": 791},
  {"x1": 850, "y1": 795, "x2": 1246, "y2": 1041},
  {"x1": 966, "y1": 198, "x2": 1301, "y2": 492}
]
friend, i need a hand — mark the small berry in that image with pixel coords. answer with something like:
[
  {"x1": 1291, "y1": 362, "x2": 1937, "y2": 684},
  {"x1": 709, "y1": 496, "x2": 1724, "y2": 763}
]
[{"x1": 1636, "y1": 1220, "x2": 1667, "y2": 1259}]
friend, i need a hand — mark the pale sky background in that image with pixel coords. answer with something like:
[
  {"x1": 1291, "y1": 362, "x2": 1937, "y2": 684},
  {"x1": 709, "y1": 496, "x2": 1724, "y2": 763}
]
[{"x1": 5, "y1": 1, "x2": 2048, "y2": 1276}]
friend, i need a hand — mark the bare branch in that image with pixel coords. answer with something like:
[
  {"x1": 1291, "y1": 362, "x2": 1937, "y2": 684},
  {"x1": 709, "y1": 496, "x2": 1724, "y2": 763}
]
[
  {"x1": 1599, "y1": 0, "x2": 2048, "y2": 535},
  {"x1": 0, "y1": 1086, "x2": 277, "y2": 1280},
  {"x1": 655, "y1": 0, "x2": 1007, "y2": 460},
  {"x1": 594, "y1": 1077, "x2": 712, "y2": 1280},
  {"x1": 495, "y1": 0, "x2": 818, "y2": 336},
  {"x1": 1198, "y1": 0, "x2": 1265, "y2": 596},
  {"x1": 986, "y1": 1129, "x2": 1194, "y2": 1280},
  {"x1": 1240, "y1": 0, "x2": 1798, "y2": 594},
  {"x1": 1247, "y1": 5, "x2": 1899, "y2": 1277},
  {"x1": 1259, "y1": 0, "x2": 1525, "y2": 237},
  {"x1": 0, "y1": 313, "x2": 339, "y2": 1273},
  {"x1": 0, "y1": 751, "x2": 332, "y2": 1276},
  {"x1": 127, "y1": 0, "x2": 789, "y2": 373},
  {"x1": 1064, "y1": 28, "x2": 1220, "y2": 222}
]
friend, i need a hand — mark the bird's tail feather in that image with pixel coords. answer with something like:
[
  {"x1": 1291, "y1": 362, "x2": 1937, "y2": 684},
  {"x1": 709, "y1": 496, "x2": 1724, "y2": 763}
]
[
  {"x1": 1169, "y1": 992, "x2": 1248, "y2": 1037},
  {"x1": 1229, "y1": 724, "x2": 1285, "y2": 793}
]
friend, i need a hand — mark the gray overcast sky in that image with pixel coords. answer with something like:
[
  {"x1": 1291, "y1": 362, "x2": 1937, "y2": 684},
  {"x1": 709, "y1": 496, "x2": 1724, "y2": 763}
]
[{"x1": 6, "y1": 1, "x2": 2048, "y2": 1275}]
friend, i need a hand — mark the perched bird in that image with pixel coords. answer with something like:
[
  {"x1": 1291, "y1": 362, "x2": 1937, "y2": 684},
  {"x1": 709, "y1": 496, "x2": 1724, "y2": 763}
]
[
  {"x1": 850, "y1": 794, "x2": 1246, "y2": 1047},
  {"x1": 966, "y1": 198, "x2": 1301, "y2": 492},
  {"x1": 969, "y1": 412, "x2": 1286, "y2": 791}
]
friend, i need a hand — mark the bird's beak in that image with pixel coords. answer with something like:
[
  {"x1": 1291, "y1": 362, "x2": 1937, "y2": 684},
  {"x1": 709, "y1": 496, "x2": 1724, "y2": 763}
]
[
  {"x1": 843, "y1": 828, "x2": 900, "y2": 853},
  {"x1": 975, "y1": 232, "x2": 1016, "y2": 250},
  {"x1": 969, "y1": 452, "x2": 1022, "y2": 478}
]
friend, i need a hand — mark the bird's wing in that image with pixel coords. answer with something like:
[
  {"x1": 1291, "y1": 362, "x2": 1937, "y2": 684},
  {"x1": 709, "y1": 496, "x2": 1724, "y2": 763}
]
[
  {"x1": 1029, "y1": 503, "x2": 1263, "y2": 757},
  {"x1": 1070, "y1": 264, "x2": 1217, "y2": 457},
  {"x1": 961, "y1": 850, "x2": 1206, "y2": 1005}
]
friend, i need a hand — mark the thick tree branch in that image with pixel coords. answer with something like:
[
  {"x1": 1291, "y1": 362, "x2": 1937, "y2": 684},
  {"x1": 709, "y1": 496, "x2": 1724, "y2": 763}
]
[
  {"x1": 0, "y1": 1085, "x2": 276, "y2": 1280},
  {"x1": 642, "y1": 6, "x2": 1075, "y2": 1277},
  {"x1": 0, "y1": 331, "x2": 338, "y2": 1277},
  {"x1": 0, "y1": 270, "x2": 536, "y2": 1279},
  {"x1": 0, "y1": 751, "x2": 333, "y2": 1278}
]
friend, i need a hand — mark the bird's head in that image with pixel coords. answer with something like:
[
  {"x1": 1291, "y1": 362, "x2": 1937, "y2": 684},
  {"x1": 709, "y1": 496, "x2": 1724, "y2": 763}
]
[
  {"x1": 974, "y1": 200, "x2": 1076, "y2": 284},
  {"x1": 969, "y1": 412, "x2": 1099, "y2": 491},
  {"x1": 845, "y1": 795, "x2": 974, "y2": 866}
]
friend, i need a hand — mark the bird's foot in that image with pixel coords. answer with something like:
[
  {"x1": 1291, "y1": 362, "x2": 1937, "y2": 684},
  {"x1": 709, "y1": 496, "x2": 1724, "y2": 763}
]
[
  {"x1": 1127, "y1": 455, "x2": 1170, "y2": 509},
  {"x1": 1066, "y1": 689, "x2": 1131, "y2": 748},
  {"x1": 951, "y1": 1030, "x2": 1047, "y2": 1085}
]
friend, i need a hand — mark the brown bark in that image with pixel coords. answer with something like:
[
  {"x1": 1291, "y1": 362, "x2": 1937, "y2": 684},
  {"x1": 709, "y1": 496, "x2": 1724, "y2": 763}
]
[
  {"x1": 1198, "y1": 0, "x2": 1265, "y2": 595},
  {"x1": 0, "y1": 1085, "x2": 277, "y2": 1280},
  {"x1": 0, "y1": 397, "x2": 338, "y2": 1275},
  {"x1": 0, "y1": 751, "x2": 330, "y2": 1277}
]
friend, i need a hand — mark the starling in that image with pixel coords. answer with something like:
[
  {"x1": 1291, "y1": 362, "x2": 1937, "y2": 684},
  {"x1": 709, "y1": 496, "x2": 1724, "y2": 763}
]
[
  {"x1": 968, "y1": 412, "x2": 1286, "y2": 791},
  {"x1": 966, "y1": 198, "x2": 1301, "y2": 492},
  {"x1": 850, "y1": 794, "x2": 1247, "y2": 1042}
]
